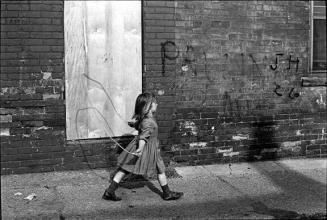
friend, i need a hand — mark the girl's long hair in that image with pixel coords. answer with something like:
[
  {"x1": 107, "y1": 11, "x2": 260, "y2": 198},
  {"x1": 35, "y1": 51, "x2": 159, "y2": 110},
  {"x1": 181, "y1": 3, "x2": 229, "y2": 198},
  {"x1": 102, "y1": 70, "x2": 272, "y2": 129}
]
[{"x1": 132, "y1": 92, "x2": 157, "y2": 129}]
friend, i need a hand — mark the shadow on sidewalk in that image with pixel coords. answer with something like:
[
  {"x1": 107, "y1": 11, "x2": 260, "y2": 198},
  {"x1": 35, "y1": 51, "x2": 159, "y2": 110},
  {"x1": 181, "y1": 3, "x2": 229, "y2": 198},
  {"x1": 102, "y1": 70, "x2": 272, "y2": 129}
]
[
  {"x1": 107, "y1": 169, "x2": 163, "y2": 197},
  {"x1": 256, "y1": 159, "x2": 326, "y2": 200},
  {"x1": 119, "y1": 174, "x2": 163, "y2": 197},
  {"x1": 121, "y1": 168, "x2": 326, "y2": 219},
  {"x1": 247, "y1": 116, "x2": 326, "y2": 203},
  {"x1": 107, "y1": 165, "x2": 182, "y2": 198},
  {"x1": 237, "y1": 115, "x2": 327, "y2": 219},
  {"x1": 69, "y1": 195, "x2": 326, "y2": 220},
  {"x1": 105, "y1": 159, "x2": 326, "y2": 219}
]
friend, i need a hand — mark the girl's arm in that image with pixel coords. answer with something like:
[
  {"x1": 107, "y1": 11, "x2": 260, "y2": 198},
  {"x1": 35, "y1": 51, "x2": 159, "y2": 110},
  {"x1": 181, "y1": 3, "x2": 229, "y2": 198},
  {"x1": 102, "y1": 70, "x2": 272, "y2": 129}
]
[
  {"x1": 134, "y1": 119, "x2": 153, "y2": 156},
  {"x1": 134, "y1": 139, "x2": 146, "y2": 156}
]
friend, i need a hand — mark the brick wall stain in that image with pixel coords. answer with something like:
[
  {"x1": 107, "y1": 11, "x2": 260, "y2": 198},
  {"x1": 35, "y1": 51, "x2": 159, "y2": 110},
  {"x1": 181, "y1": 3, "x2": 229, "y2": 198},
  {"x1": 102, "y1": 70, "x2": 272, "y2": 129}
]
[{"x1": 1, "y1": 1, "x2": 326, "y2": 174}]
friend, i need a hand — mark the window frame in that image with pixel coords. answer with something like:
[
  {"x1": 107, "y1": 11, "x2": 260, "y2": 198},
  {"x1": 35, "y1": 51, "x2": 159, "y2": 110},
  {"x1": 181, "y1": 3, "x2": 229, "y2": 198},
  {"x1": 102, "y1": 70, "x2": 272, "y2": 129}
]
[{"x1": 310, "y1": 1, "x2": 326, "y2": 73}]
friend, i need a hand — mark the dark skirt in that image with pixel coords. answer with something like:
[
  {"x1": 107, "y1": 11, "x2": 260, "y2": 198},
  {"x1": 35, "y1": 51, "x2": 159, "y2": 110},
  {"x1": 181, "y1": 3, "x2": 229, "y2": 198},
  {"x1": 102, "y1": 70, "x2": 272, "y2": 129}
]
[{"x1": 117, "y1": 137, "x2": 166, "y2": 176}]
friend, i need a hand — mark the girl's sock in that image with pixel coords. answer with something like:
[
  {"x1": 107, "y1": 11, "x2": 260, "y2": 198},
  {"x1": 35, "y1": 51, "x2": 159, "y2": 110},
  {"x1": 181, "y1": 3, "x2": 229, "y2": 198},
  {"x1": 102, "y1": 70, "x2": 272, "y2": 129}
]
[
  {"x1": 103, "y1": 180, "x2": 122, "y2": 201},
  {"x1": 107, "y1": 180, "x2": 119, "y2": 194},
  {"x1": 161, "y1": 184, "x2": 170, "y2": 195}
]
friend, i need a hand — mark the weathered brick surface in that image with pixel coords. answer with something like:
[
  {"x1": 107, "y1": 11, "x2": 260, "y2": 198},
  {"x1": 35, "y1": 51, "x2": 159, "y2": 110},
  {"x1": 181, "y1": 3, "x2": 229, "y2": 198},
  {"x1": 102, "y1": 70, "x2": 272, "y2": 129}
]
[
  {"x1": 143, "y1": 0, "x2": 326, "y2": 167},
  {"x1": 1, "y1": 1, "x2": 326, "y2": 174},
  {"x1": 0, "y1": 1, "x2": 121, "y2": 175}
]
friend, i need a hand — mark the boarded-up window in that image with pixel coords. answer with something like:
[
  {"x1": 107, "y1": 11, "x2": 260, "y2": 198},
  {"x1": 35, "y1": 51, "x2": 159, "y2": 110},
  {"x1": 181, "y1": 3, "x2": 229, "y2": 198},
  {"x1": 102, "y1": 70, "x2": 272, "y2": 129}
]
[
  {"x1": 312, "y1": 1, "x2": 326, "y2": 71},
  {"x1": 64, "y1": 1, "x2": 142, "y2": 140}
]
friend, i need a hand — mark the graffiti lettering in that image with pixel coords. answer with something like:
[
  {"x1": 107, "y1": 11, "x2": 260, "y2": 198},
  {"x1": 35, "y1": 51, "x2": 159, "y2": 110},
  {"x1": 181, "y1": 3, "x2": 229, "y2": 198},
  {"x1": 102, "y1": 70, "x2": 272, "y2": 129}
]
[
  {"x1": 182, "y1": 45, "x2": 197, "y2": 76},
  {"x1": 274, "y1": 83, "x2": 300, "y2": 99},
  {"x1": 161, "y1": 41, "x2": 179, "y2": 76},
  {"x1": 274, "y1": 83, "x2": 283, "y2": 96},
  {"x1": 184, "y1": 45, "x2": 196, "y2": 63},
  {"x1": 288, "y1": 88, "x2": 300, "y2": 99},
  {"x1": 241, "y1": 53, "x2": 245, "y2": 75},
  {"x1": 249, "y1": 54, "x2": 263, "y2": 76},
  {"x1": 270, "y1": 53, "x2": 284, "y2": 70},
  {"x1": 160, "y1": 41, "x2": 301, "y2": 76},
  {"x1": 159, "y1": 41, "x2": 303, "y2": 104},
  {"x1": 287, "y1": 55, "x2": 299, "y2": 72}
]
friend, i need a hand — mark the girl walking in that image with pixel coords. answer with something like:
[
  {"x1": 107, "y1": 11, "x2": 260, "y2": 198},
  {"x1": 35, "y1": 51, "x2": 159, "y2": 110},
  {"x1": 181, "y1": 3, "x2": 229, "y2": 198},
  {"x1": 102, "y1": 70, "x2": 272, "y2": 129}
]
[{"x1": 103, "y1": 92, "x2": 183, "y2": 201}]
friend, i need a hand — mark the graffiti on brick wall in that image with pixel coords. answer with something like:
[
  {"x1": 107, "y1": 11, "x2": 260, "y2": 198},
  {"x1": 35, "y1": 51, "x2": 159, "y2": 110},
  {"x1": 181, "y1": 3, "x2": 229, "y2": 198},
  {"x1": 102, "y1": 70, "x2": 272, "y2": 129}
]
[
  {"x1": 161, "y1": 41, "x2": 301, "y2": 75},
  {"x1": 161, "y1": 41, "x2": 179, "y2": 77},
  {"x1": 270, "y1": 53, "x2": 300, "y2": 72},
  {"x1": 160, "y1": 40, "x2": 302, "y2": 107},
  {"x1": 181, "y1": 45, "x2": 197, "y2": 76},
  {"x1": 269, "y1": 53, "x2": 300, "y2": 98},
  {"x1": 273, "y1": 83, "x2": 300, "y2": 99}
]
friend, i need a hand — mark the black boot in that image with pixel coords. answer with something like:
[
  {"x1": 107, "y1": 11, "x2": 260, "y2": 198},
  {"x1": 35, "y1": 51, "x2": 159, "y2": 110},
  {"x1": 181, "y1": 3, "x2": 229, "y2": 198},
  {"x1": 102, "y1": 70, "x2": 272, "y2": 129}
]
[
  {"x1": 102, "y1": 181, "x2": 121, "y2": 201},
  {"x1": 161, "y1": 184, "x2": 183, "y2": 201}
]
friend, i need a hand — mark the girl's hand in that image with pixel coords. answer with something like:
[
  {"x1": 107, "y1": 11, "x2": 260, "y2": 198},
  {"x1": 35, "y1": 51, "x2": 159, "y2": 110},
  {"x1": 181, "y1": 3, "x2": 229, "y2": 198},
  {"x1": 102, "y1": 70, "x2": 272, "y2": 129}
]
[
  {"x1": 133, "y1": 146, "x2": 143, "y2": 157},
  {"x1": 134, "y1": 139, "x2": 146, "y2": 157}
]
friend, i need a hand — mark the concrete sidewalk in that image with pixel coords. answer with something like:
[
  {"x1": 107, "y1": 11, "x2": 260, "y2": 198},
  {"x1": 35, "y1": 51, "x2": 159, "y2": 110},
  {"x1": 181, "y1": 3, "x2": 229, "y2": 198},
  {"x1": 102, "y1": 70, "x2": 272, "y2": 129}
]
[{"x1": 1, "y1": 158, "x2": 326, "y2": 219}]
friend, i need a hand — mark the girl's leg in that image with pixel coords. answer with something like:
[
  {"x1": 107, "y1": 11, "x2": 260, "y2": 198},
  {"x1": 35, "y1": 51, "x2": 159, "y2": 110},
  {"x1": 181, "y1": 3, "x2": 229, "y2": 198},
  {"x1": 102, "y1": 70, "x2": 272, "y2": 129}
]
[
  {"x1": 103, "y1": 168, "x2": 128, "y2": 201},
  {"x1": 113, "y1": 170, "x2": 126, "y2": 183},
  {"x1": 157, "y1": 173, "x2": 168, "y2": 186},
  {"x1": 157, "y1": 171, "x2": 183, "y2": 201}
]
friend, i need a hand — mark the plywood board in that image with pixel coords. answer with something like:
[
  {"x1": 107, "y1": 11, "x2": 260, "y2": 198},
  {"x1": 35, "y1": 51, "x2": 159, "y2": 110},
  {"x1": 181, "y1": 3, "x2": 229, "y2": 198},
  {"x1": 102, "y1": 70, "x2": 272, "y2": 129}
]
[{"x1": 65, "y1": 1, "x2": 142, "y2": 140}]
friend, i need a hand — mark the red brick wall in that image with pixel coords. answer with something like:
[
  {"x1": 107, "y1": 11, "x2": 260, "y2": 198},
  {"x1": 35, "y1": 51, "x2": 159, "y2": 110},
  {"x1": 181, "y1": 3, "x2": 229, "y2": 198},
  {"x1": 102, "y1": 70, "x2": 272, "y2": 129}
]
[
  {"x1": 143, "y1": 1, "x2": 326, "y2": 166},
  {"x1": 0, "y1": 1, "x2": 126, "y2": 174},
  {"x1": 1, "y1": 1, "x2": 65, "y2": 174},
  {"x1": 1, "y1": 1, "x2": 326, "y2": 174}
]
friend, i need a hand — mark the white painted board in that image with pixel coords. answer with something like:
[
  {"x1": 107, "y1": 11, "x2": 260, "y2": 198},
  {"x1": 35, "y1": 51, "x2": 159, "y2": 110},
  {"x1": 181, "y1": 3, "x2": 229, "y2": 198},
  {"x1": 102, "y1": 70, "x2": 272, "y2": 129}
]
[{"x1": 65, "y1": 1, "x2": 142, "y2": 140}]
